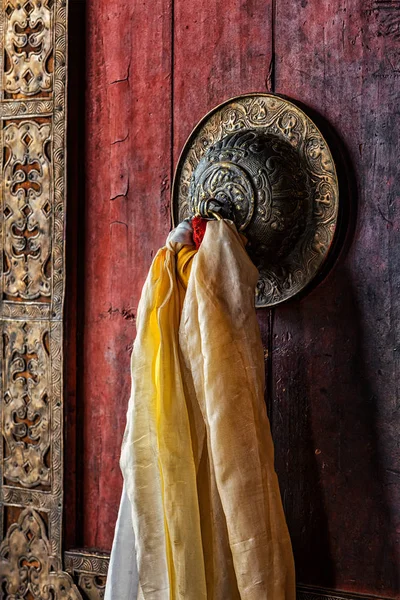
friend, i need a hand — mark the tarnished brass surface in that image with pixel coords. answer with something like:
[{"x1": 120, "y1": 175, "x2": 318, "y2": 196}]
[
  {"x1": 172, "y1": 94, "x2": 339, "y2": 307},
  {"x1": 0, "y1": 0, "x2": 70, "y2": 595}
]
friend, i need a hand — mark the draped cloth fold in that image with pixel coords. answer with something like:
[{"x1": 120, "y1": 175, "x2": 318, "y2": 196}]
[{"x1": 105, "y1": 219, "x2": 295, "y2": 600}]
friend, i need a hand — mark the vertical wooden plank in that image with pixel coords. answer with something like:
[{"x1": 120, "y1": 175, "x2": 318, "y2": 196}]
[
  {"x1": 173, "y1": 0, "x2": 274, "y2": 163},
  {"x1": 273, "y1": 1, "x2": 400, "y2": 596},
  {"x1": 83, "y1": 0, "x2": 172, "y2": 549},
  {"x1": 173, "y1": 0, "x2": 275, "y2": 470}
]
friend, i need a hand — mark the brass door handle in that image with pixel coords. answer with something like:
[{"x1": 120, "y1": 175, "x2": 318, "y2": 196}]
[{"x1": 172, "y1": 93, "x2": 339, "y2": 308}]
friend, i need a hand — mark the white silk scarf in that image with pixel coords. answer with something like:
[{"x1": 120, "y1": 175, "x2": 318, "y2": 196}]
[{"x1": 105, "y1": 219, "x2": 295, "y2": 600}]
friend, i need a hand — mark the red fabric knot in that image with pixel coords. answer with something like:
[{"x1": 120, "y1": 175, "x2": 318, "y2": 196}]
[{"x1": 192, "y1": 216, "x2": 208, "y2": 249}]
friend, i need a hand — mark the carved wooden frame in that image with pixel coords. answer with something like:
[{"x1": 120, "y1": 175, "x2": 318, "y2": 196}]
[
  {"x1": 65, "y1": 551, "x2": 109, "y2": 600},
  {"x1": 0, "y1": 0, "x2": 82, "y2": 597}
]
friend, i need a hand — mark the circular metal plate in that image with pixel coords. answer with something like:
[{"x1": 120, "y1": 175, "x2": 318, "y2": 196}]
[{"x1": 172, "y1": 93, "x2": 339, "y2": 308}]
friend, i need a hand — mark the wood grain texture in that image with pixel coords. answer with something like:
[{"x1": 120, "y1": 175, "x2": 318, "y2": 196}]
[
  {"x1": 273, "y1": 1, "x2": 400, "y2": 596},
  {"x1": 173, "y1": 0, "x2": 274, "y2": 164},
  {"x1": 82, "y1": 0, "x2": 172, "y2": 549},
  {"x1": 80, "y1": 0, "x2": 273, "y2": 551},
  {"x1": 75, "y1": 1, "x2": 400, "y2": 596}
]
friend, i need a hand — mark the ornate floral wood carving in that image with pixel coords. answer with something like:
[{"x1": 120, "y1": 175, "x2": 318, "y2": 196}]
[
  {"x1": 3, "y1": 120, "x2": 52, "y2": 302},
  {"x1": 0, "y1": 0, "x2": 70, "y2": 594},
  {"x1": 64, "y1": 551, "x2": 109, "y2": 600},
  {"x1": 4, "y1": 0, "x2": 53, "y2": 97},
  {"x1": 2, "y1": 319, "x2": 52, "y2": 487},
  {"x1": 0, "y1": 508, "x2": 81, "y2": 599}
]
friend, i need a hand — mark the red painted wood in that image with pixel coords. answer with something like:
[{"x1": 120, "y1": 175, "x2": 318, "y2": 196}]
[
  {"x1": 80, "y1": 0, "x2": 273, "y2": 551},
  {"x1": 173, "y1": 0, "x2": 274, "y2": 165},
  {"x1": 74, "y1": 1, "x2": 400, "y2": 596},
  {"x1": 273, "y1": 1, "x2": 400, "y2": 596},
  {"x1": 82, "y1": 0, "x2": 172, "y2": 549}
]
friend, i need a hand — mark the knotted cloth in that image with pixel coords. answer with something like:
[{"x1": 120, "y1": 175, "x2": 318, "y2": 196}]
[{"x1": 105, "y1": 219, "x2": 295, "y2": 600}]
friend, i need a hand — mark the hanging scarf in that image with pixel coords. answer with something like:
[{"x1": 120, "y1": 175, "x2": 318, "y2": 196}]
[{"x1": 105, "y1": 219, "x2": 295, "y2": 600}]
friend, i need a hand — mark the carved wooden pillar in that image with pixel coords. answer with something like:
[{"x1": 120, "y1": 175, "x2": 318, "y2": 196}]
[{"x1": 0, "y1": 0, "x2": 82, "y2": 597}]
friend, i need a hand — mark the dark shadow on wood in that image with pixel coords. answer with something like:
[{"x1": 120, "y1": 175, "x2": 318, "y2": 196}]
[
  {"x1": 278, "y1": 94, "x2": 358, "y2": 302},
  {"x1": 269, "y1": 104, "x2": 399, "y2": 594},
  {"x1": 272, "y1": 257, "x2": 400, "y2": 594},
  {"x1": 64, "y1": 0, "x2": 86, "y2": 552},
  {"x1": 272, "y1": 264, "x2": 400, "y2": 592}
]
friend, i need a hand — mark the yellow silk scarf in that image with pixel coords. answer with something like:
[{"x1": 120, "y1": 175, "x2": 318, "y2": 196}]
[{"x1": 120, "y1": 219, "x2": 295, "y2": 599}]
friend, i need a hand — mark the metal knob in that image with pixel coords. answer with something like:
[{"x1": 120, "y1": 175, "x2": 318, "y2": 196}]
[
  {"x1": 189, "y1": 130, "x2": 310, "y2": 265},
  {"x1": 172, "y1": 94, "x2": 339, "y2": 307}
]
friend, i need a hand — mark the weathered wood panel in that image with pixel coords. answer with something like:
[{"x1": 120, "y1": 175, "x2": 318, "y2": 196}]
[
  {"x1": 173, "y1": 0, "x2": 274, "y2": 163},
  {"x1": 79, "y1": 1, "x2": 400, "y2": 596},
  {"x1": 272, "y1": 1, "x2": 400, "y2": 596},
  {"x1": 82, "y1": 0, "x2": 173, "y2": 549},
  {"x1": 81, "y1": 0, "x2": 274, "y2": 551}
]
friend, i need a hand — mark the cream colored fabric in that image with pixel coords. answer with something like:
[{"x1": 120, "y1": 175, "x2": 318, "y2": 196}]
[
  {"x1": 110, "y1": 218, "x2": 295, "y2": 600},
  {"x1": 104, "y1": 483, "x2": 139, "y2": 600},
  {"x1": 119, "y1": 233, "x2": 205, "y2": 599},
  {"x1": 179, "y1": 220, "x2": 295, "y2": 599}
]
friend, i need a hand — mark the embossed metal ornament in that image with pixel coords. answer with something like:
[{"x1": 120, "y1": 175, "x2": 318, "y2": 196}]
[{"x1": 172, "y1": 94, "x2": 339, "y2": 307}]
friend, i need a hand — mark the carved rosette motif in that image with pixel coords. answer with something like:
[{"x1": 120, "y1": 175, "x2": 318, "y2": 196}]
[
  {"x1": 0, "y1": 0, "x2": 73, "y2": 595},
  {"x1": 172, "y1": 94, "x2": 339, "y2": 307}
]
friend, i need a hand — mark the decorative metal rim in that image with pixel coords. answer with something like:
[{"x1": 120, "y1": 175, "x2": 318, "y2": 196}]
[{"x1": 171, "y1": 92, "x2": 340, "y2": 308}]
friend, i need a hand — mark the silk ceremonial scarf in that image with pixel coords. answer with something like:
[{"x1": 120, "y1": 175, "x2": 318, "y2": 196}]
[{"x1": 105, "y1": 219, "x2": 295, "y2": 600}]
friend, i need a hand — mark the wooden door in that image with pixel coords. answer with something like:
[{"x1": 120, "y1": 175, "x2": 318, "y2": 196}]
[{"x1": 63, "y1": 1, "x2": 400, "y2": 598}]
